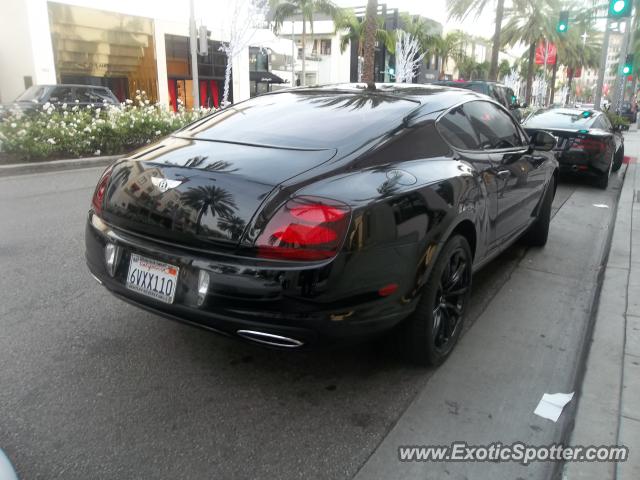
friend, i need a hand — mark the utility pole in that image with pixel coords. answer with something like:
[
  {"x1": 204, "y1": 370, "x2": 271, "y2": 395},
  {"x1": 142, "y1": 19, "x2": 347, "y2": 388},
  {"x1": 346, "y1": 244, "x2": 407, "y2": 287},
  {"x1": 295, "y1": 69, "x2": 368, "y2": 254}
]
[
  {"x1": 291, "y1": 21, "x2": 296, "y2": 86},
  {"x1": 594, "y1": 17, "x2": 611, "y2": 110},
  {"x1": 189, "y1": 0, "x2": 200, "y2": 109},
  {"x1": 613, "y1": 17, "x2": 632, "y2": 112}
]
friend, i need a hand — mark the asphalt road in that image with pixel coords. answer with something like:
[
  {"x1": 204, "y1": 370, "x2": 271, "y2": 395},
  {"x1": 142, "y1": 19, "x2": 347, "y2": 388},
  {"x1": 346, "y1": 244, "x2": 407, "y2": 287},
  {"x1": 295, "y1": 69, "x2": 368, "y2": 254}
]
[{"x1": 0, "y1": 166, "x2": 621, "y2": 480}]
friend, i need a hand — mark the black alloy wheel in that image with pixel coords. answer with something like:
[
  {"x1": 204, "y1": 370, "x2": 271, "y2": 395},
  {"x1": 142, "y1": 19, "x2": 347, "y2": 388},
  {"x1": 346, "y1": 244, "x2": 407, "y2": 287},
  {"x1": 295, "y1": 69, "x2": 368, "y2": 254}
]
[
  {"x1": 612, "y1": 146, "x2": 624, "y2": 172},
  {"x1": 402, "y1": 235, "x2": 472, "y2": 366}
]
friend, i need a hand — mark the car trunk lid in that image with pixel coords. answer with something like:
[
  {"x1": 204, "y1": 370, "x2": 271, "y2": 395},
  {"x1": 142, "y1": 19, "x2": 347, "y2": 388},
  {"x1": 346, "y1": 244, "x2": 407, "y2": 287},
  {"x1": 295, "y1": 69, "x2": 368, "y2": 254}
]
[{"x1": 100, "y1": 137, "x2": 336, "y2": 249}]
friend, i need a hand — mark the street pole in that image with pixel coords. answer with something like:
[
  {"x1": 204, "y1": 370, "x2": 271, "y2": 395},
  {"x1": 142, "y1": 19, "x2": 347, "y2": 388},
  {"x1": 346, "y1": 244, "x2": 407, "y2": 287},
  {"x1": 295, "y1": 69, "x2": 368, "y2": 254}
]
[
  {"x1": 613, "y1": 17, "x2": 632, "y2": 113},
  {"x1": 543, "y1": 38, "x2": 549, "y2": 106},
  {"x1": 190, "y1": 0, "x2": 200, "y2": 109},
  {"x1": 291, "y1": 21, "x2": 295, "y2": 86},
  {"x1": 594, "y1": 17, "x2": 611, "y2": 110}
]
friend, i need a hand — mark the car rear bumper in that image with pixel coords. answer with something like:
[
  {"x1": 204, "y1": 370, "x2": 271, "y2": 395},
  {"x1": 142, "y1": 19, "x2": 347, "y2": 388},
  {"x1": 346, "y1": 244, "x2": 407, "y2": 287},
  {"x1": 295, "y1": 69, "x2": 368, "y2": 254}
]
[
  {"x1": 556, "y1": 151, "x2": 610, "y2": 176},
  {"x1": 85, "y1": 213, "x2": 415, "y2": 348}
]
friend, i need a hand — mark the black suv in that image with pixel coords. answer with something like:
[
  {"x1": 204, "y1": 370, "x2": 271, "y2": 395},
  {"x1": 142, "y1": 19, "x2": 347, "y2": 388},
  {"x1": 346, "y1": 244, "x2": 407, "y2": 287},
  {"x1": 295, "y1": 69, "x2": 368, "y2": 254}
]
[
  {"x1": 8, "y1": 84, "x2": 120, "y2": 113},
  {"x1": 434, "y1": 81, "x2": 525, "y2": 121}
]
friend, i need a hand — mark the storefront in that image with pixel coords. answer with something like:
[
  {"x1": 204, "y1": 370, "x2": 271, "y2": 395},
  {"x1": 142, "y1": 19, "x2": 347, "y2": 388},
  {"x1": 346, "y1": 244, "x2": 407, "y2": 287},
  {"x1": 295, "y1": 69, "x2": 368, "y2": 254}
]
[
  {"x1": 248, "y1": 47, "x2": 286, "y2": 97},
  {"x1": 165, "y1": 34, "x2": 228, "y2": 111},
  {"x1": 47, "y1": 2, "x2": 158, "y2": 102}
]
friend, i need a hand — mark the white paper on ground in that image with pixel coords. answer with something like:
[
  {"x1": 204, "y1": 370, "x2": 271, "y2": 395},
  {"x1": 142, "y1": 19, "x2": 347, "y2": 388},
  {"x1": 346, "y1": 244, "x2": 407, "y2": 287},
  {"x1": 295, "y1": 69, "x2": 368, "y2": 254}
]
[
  {"x1": 593, "y1": 204, "x2": 610, "y2": 208},
  {"x1": 533, "y1": 392, "x2": 575, "y2": 422}
]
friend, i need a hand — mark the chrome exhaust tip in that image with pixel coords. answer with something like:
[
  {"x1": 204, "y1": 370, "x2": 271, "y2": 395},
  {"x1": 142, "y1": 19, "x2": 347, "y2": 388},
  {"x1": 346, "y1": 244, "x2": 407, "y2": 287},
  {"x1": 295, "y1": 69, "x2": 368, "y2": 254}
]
[{"x1": 236, "y1": 330, "x2": 304, "y2": 348}]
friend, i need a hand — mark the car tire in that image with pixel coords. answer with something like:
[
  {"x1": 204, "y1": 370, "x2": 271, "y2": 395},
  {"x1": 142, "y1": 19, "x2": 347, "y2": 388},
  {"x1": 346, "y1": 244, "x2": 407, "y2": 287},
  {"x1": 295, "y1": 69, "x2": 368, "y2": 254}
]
[
  {"x1": 612, "y1": 146, "x2": 624, "y2": 172},
  {"x1": 401, "y1": 235, "x2": 472, "y2": 366},
  {"x1": 522, "y1": 176, "x2": 555, "y2": 247}
]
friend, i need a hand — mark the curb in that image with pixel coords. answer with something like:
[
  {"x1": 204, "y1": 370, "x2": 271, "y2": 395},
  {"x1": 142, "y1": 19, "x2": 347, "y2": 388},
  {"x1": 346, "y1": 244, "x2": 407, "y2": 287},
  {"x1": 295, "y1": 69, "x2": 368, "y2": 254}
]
[
  {"x1": 555, "y1": 164, "x2": 628, "y2": 480},
  {"x1": 0, "y1": 155, "x2": 121, "y2": 177}
]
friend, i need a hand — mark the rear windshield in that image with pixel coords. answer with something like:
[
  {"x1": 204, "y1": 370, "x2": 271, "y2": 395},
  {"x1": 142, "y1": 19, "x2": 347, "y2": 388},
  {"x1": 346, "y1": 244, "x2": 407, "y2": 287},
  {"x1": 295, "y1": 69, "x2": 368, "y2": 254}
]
[
  {"x1": 180, "y1": 91, "x2": 418, "y2": 149},
  {"x1": 524, "y1": 109, "x2": 596, "y2": 129}
]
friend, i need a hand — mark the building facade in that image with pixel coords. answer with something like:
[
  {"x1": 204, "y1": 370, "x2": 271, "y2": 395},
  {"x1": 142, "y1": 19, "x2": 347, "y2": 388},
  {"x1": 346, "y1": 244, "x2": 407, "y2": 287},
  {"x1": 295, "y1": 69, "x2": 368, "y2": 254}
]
[{"x1": 0, "y1": 0, "x2": 296, "y2": 108}]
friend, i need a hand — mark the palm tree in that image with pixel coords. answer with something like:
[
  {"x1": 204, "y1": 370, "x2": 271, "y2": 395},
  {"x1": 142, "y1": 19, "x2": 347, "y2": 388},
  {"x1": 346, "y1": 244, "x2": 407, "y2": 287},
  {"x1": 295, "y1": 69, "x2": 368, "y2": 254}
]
[
  {"x1": 335, "y1": 9, "x2": 395, "y2": 82},
  {"x1": 270, "y1": 0, "x2": 340, "y2": 86},
  {"x1": 361, "y1": 0, "x2": 378, "y2": 85},
  {"x1": 180, "y1": 186, "x2": 237, "y2": 234},
  {"x1": 400, "y1": 12, "x2": 440, "y2": 56},
  {"x1": 500, "y1": 0, "x2": 559, "y2": 105},
  {"x1": 434, "y1": 30, "x2": 464, "y2": 79},
  {"x1": 498, "y1": 59, "x2": 511, "y2": 81},
  {"x1": 557, "y1": 23, "x2": 601, "y2": 105},
  {"x1": 447, "y1": 0, "x2": 507, "y2": 81}
]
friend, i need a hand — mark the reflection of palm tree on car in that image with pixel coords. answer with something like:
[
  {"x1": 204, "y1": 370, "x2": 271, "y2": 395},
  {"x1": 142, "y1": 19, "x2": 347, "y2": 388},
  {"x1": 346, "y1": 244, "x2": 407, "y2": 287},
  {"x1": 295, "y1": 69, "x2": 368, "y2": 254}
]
[
  {"x1": 180, "y1": 186, "x2": 237, "y2": 234},
  {"x1": 217, "y1": 214, "x2": 247, "y2": 240}
]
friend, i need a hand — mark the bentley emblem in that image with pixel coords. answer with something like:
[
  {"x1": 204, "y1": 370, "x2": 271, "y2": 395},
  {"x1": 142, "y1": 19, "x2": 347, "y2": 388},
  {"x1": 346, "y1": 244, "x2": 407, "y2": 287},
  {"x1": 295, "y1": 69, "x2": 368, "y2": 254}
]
[{"x1": 151, "y1": 177, "x2": 183, "y2": 193}]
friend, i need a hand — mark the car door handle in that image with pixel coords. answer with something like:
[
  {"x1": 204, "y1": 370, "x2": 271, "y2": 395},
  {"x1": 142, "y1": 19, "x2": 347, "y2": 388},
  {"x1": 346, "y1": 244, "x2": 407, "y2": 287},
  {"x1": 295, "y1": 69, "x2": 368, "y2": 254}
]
[{"x1": 496, "y1": 169, "x2": 511, "y2": 179}]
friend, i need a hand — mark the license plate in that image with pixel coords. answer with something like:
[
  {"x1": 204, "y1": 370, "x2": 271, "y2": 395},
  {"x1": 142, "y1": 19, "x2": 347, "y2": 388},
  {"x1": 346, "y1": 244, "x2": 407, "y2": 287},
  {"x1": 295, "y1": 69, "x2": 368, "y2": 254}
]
[{"x1": 126, "y1": 253, "x2": 179, "y2": 304}]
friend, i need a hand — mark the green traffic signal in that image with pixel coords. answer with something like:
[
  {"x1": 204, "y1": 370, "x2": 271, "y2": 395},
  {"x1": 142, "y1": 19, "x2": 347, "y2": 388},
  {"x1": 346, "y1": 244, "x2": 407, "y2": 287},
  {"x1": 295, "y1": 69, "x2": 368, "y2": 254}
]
[
  {"x1": 609, "y1": 0, "x2": 631, "y2": 18},
  {"x1": 557, "y1": 11, "x2": 569, "y2": 33},
  {"x1": 623, "y1": 54, "x2": 634, "y2": 75}
]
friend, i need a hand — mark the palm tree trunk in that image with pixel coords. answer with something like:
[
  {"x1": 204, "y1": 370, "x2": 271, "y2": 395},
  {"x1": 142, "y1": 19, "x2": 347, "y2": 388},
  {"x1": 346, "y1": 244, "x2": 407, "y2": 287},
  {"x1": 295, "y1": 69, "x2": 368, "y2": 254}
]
[
  {"x1": 548, "y1": 61, "x2": 558, "y2": 105},
  {"x1": 301, "y1": 20, "x2": 307, "y2": 86},
  {"x1": 525, "y1": 42, "x2": 535, "y2": 105},
  {"x1": 362, "y1": 0, "x2": 378, "y2": 86},
  {"x1": 565, "y1": 71, "x2": 574, "y2": 106},
  {"x1": 488, "y1": 0, "x2": 505, "y2": 81}
]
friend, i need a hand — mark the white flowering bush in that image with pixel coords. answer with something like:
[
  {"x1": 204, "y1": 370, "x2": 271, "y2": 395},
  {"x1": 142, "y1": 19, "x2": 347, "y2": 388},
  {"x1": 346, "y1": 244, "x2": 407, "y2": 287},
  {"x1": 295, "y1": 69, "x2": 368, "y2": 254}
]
[{"x1": 0, "y1": 91, "x2": 212, "y2": 161}]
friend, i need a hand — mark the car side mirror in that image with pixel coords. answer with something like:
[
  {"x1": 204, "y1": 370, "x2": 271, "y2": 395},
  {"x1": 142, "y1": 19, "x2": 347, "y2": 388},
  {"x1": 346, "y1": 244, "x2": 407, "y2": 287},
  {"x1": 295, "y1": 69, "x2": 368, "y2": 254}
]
[
  {"x1": 530, "y1": 130, "x2": 556, "y2": 152},
  {"x1": 612, "y1": 124, "x2": 622, "y2": 132}
]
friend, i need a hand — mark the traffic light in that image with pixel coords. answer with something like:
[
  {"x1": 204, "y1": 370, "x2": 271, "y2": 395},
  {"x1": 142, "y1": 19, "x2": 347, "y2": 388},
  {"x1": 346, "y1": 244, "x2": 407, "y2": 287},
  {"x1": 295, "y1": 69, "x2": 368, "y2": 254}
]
[
  {"x1": 608, "y1": 0, "x2": 631, "y2": 18},
  {"x1": 622, "y1": 54, "x2": 634, "y2": 75},
  {"x1": 557, "y1": 11, "x2": 569, "y2": 33}
]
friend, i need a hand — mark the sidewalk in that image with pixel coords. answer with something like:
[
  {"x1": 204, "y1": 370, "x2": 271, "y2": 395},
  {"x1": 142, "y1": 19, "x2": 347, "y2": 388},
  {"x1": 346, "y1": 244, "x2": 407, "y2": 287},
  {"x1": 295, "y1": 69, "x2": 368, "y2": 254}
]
[
  {"x1": 565, "y1": 129, "x2": 640, "y2": 479},
  {"x1": 353, "y1": 138, "x2": 624, "y2": 479}
]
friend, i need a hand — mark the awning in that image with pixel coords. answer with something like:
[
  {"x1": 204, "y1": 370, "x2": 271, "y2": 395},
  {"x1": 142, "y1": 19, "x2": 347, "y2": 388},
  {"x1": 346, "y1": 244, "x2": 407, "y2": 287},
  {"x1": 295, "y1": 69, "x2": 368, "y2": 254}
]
[{"x1": 250, "y1": 71, "x2": 286, "y2": 84}]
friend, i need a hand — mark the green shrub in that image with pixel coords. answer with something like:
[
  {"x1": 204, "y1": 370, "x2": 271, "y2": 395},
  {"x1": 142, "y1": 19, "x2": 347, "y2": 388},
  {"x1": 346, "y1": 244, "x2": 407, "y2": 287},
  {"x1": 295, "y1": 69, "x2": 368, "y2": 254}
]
[
  {"x1": 0, "y1": 91, "x2": 212, "y2": 161},
  {"x1": 604, "y1": 110, "x2": 630, "y2": 129}
]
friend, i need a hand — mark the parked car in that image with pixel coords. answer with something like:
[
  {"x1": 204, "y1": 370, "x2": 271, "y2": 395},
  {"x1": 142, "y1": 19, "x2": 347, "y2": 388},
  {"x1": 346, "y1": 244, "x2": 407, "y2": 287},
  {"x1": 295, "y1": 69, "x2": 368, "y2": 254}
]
[
  {"x1": 86, "y1": 84, "x2": 558, "y2": 366},
  {"x1": 522, "y1": 107, "x2": 624, "y2": 189},
  {"x1": 8, "y1": 84, "x2": 119, "y2": 113},
  {"x1": 434, "y1": 80, "x2": 526, "y2": 121},
  {"x1": 619, "y1": 101, "x2": 637, "y2": 124}
]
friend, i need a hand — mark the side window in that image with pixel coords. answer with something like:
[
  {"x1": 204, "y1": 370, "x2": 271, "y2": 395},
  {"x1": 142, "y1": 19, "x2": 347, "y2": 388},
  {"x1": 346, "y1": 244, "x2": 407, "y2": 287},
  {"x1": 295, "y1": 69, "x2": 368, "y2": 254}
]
[
  {"x1": 362, "y1": 121, "x2": 450, "y2": 166},
  {"x1": 49, "y1": 87, "x2": 75, "y2": 103},
  {"x1": 437, "y1": 105, "x2": 480, "y2": 150},
  {"x1": 464, "y1": 101, "x2": 524, "y2": 150}
]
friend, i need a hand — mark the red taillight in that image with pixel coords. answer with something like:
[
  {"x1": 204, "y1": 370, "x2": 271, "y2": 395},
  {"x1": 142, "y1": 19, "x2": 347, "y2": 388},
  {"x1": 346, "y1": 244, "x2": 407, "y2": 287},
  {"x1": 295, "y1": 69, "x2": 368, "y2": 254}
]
[
  {"x1": 572, "y1": 137, "x2": 606, "y2": 153},
  {"x1": 256, "y1": 196, "x2": 351, "y2": 261},
  {"x1": 91, "y1": 165, "x2": 114, "y2": 216}
]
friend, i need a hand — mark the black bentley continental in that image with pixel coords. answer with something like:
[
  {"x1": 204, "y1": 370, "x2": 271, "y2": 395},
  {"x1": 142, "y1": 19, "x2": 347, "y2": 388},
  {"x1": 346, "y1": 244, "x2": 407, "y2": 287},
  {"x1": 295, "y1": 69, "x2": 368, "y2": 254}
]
[{"x1": 86, "y1": 84, "x2": 558, "y2": 365}]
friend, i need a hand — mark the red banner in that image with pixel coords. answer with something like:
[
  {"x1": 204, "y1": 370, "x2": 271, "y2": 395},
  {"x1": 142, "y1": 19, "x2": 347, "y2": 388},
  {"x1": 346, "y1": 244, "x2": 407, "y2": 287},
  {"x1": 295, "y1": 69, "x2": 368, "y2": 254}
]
[{"x1": 535, "y1": 41, "x2": 557, "y2": 65}]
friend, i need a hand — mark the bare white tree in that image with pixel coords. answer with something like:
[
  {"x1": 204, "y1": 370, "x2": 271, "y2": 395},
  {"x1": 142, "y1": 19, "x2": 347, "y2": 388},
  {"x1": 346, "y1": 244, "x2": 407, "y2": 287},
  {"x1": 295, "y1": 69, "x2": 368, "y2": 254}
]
[
  {"x1": 394, "y1": 30, "x2": 425, "y2": 84},
  {"x1": 219, "y1": 0, "x2": 268, "y2": 106}
]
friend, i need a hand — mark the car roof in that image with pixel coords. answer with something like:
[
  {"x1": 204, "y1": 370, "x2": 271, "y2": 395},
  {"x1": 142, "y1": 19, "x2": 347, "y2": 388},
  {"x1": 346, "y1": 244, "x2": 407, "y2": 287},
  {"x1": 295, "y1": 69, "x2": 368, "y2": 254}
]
[
  {"x1": 435, "y1": 80, "x2": 511, "y2": 88},
  {"x1": 35, "y1": 84, "x2": 111, "y2": 90},
  {"x1": 263, "y1": 83, "x2": 493, "y2": 115},
  {"x1": 533, "y1": 106, "x2": 601, "y2": 117}
]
